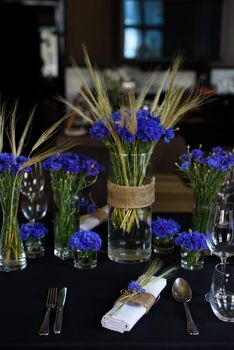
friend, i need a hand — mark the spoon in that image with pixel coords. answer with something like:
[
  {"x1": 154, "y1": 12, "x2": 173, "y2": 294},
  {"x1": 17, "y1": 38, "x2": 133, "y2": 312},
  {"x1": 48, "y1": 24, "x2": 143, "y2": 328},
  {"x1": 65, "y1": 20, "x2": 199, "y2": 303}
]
[{"x1": 172, "y1": 277, "x2": 199, "y2": 336}]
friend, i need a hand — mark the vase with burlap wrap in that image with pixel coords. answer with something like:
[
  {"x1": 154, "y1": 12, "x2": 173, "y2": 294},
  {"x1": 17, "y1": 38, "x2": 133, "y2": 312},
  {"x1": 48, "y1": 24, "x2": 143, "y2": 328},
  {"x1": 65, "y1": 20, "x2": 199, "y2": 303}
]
[{"x1": 107, "y1": 152, "x2": 154, "y2": 263}]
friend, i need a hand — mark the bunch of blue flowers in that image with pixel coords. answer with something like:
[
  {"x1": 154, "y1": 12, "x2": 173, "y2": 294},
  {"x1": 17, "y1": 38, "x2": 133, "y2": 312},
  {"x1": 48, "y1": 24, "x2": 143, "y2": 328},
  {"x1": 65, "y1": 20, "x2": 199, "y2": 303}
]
[
  {"x1": 175, "y1": 231, "x2": 208, "y2": 252},
  {"x1": 90, "y1": 109, "x2": 175, "y2": 148},
  {"x1": 20, "y1": 223, "x2": 48, "y2": 241},
  {"x1": 42, "y1": 153, "x2": 103, "y2": 257},
  {"x1": 175, "y1": 230, "x2": 208, "y2": 269},
  {"x1": 177, "y1": 146, "x2": 234, "y2": 233},
  {"x1": 68, "y1": 230, "x2": 102, "y2": 252},
  {"x1": 151, "y1": 218, "x2": 181, "y2": 253},
  {"x1": 152, "y1": 218, "x2": 181, "y2": 239},
  {"x1": 0, "y1": 153, "x2": 31, "y2": 175}
]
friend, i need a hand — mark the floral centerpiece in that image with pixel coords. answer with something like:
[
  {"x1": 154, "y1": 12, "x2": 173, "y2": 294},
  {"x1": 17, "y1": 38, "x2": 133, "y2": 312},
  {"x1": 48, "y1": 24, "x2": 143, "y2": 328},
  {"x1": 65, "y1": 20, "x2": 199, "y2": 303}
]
[
  {"x1": 68, "y1": 229, "x2": 102, "y2": 269},
  {"x1": 20, "y1": 222, "x2": 48, "y2": 258},
  {"x1": 42, "y1": 152, "x2": 103, "y2": 260},
  {"x1": 0, "y1": 104, "x2": 73, "y2": 272},
  {"x1": 177, "y1": 146, "x2": 234, "y2": 234},
  {"x1": 175, "y1": 230, "x2": 208, "y2": 270},
  {"x1": 151, "y1": 218, "x2": 181, "y2": 254},
  {"x1": 61, "y1": 48, "x2": 209, "y2": 263}
]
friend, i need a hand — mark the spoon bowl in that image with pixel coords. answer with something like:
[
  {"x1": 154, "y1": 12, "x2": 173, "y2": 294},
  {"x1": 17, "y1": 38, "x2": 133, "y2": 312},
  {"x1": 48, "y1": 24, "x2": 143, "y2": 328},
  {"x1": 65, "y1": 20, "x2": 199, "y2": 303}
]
[
  {"x1": 172, "y1": 277, "x2": 199, "y2": 336},
  {"x1": 172, "y1": 277, "x2": 192, "y2": 302}
]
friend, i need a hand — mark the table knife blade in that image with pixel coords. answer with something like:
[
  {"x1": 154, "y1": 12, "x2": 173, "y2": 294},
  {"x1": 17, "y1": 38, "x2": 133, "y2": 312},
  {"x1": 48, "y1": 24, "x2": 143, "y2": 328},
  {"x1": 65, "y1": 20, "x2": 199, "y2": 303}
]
[{"x1": 53, "y1": 287, "x2": 67, "y2": 335}]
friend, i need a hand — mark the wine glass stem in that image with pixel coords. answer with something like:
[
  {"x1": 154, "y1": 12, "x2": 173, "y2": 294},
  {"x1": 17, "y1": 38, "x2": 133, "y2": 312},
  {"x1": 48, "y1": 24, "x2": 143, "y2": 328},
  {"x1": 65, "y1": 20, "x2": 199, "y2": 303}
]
[{"x1": 221, "y1": 257, "x2": 227, "y2": 272}]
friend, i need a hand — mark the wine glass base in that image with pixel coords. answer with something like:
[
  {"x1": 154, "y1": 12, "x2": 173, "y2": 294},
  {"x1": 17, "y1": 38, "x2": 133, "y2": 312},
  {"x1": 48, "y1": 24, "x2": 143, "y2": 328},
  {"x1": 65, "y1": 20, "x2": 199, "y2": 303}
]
[{"x1": 205, "y1": 292, "x2": 210, "y2": 302}]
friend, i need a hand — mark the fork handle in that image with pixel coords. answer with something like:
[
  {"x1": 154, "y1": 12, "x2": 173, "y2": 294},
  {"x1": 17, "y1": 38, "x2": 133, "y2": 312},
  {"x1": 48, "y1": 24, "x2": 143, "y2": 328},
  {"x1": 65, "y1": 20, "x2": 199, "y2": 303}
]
[
  {"x1": 183, "y1": 302, "x2": 199, "y2": 336},
  {"x1": 38, "y1": 308, "x2": 51, "y2": 336}
]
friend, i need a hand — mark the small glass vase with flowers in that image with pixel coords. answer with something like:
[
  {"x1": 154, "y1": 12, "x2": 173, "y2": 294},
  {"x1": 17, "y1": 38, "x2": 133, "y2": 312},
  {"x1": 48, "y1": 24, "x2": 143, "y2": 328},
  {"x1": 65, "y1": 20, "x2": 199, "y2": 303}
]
[
  {"x1": 175, "y1": 230, "x2": 208, "y2": 270},
  {"x1": 20, "y1": 222, "x2": 48, "y2": 258},
  {"x1": 151, "y1": 218, "x2": 181, "y2": 254},
  {"x1": 68, "y1": 229, "x2": 102, "y2": 269}
]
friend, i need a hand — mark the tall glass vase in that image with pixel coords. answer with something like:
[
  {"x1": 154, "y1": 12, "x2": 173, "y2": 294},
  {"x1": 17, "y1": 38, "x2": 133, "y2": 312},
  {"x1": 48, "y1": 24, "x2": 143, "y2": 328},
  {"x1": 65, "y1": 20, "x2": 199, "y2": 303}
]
[
  {"x1": 0, "y1": 175, "x2": 26, "y2": 272},
  {"x1": 192, "y1": 193, "x2": 215, "y2": 256},
  {"x1": 54, "y1": 192, "x2": 80, "y2": 260},
  {"x1": 107, "y1": 152, "x2": 153, "y2": 263}
]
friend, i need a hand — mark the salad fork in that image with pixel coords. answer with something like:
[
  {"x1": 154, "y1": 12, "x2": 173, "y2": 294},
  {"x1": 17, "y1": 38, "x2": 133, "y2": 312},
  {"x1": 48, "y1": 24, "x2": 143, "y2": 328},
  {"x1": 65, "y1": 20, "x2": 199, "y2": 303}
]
[{"x1": 38, "y1": 288, "x2": 57, "y2": 336}]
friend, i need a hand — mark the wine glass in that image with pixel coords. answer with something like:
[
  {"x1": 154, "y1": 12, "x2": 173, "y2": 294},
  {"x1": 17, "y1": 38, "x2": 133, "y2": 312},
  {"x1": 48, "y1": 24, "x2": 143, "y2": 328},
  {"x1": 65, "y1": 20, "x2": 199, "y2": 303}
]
[
  {"x1": 21, "y1": 162, "x2": 45, "y2": 197},
  {"x1": 205, "y1": 202, "x2": 234, "y2": 301},
  {"x1": 206, "y1": 201, "x2": 234, "y2": 265},
  {"x1": 21, "y1": 191, "x2": 48, "y2": 224},
  {"x1": 209, "y1": 262, "x2": 234, "y2": 322},
  {"x1": 217, "y1": 170, "x2": 234, "y2": 203}
]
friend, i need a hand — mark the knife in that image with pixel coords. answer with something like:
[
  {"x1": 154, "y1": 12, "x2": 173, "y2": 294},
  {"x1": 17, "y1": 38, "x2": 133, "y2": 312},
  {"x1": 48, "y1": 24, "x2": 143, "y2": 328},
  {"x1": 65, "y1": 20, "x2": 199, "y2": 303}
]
[{"x1": 53, "y1": 287, "x2": 67, "y2": 335}]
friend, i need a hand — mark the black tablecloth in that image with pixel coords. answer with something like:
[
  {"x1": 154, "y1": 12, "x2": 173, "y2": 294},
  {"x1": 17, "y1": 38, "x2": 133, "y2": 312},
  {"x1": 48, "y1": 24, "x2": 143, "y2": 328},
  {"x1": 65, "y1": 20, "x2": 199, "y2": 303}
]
[{"x1": 0, "y1": 213, "x2": 234, "y2": 350}]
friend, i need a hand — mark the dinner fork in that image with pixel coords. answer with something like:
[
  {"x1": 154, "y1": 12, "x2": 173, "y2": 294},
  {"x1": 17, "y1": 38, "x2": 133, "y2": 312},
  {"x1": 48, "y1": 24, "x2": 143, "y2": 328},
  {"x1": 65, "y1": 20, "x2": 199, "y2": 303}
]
[{"x1": 38, "y1": 288, "x2": 57, "y2": 336}]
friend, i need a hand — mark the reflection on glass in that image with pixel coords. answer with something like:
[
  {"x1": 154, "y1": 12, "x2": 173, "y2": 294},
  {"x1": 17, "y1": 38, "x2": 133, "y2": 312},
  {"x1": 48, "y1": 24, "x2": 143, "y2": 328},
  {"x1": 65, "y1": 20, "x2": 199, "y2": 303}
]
[
  {"x1": 124, "y1": 28, "x2": 142, "y2": 59},
  {"x1": 144, "y1": 0, "x2": 163, "y2": 25},
  {"x1": 124, "y1": 0, "x2": 141, "y2": 25}
]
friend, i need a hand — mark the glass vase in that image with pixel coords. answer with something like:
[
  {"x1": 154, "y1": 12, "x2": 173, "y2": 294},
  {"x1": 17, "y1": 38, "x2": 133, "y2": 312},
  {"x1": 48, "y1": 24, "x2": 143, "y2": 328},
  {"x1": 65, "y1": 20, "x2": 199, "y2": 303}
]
[
  {"x1": 153, "y1": 236, "x2": 174, "y2": 254},
  {"x1": 180, "y1": 247, "x2": 204, "y2": 270},
  {"x1": 192, "y1": 193, "x2": 214, "y2": 256},
  {"x1": 54, "y1": 193, "x2": 80, "y2": 260},
  {"x1": 24, "y1": 236, "x2": 45, "y2": 258},
  {"x1": 73, "y1": 249, "x2": 97, "y2": 269},
  {"x1": 0, "y1": 175, "x2": 26, "y2": 272},
  {"x1": 107, "y1": 152, "x2": 153, "y2": 263}
]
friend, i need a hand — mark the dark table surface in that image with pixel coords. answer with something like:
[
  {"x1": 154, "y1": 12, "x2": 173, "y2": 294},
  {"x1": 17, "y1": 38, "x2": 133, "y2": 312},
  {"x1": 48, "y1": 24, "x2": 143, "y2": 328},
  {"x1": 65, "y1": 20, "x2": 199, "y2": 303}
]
[{"x1": 0, "y1": 213, "x2": 234, "y2": 350}]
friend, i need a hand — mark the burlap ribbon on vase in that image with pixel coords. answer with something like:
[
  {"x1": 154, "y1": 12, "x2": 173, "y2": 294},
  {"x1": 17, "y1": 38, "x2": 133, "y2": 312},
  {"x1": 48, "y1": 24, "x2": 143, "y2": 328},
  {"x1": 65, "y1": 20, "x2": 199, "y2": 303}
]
[
  {"x1": 107, "y1": 177, "x2": 155, "y2": 209},
  {"x1": 116, "y1": 290, "x2": 157, "y2": 313}
]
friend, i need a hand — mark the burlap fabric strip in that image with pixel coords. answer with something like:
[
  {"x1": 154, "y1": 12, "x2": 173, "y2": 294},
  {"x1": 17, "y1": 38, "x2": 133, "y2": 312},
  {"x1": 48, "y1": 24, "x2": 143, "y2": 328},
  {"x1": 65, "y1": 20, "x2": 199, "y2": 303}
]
[
  {"x1": 116, "y1": 290, "x2": 157, "y2": 313},
  {"x1": 107, "y1": 177, "x2": 155, "y2": 209}
]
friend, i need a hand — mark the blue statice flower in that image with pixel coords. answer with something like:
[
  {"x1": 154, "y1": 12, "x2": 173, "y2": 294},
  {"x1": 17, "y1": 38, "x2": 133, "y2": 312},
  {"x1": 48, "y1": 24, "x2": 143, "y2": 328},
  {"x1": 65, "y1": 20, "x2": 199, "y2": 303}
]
[
  {"x1": 20, "y1": 223, "x2": 48, "y2": 241},
  {"x1": 175, "y1": 231, "x2": 208, "y2": 252},
  {"x1": 42, "y1": 153, "x2": 104, "y2": 176},
  {"x1": 68, "y1": 230, "x2": 102, "y2": 251},
  {"x1": 0, "y1": 152, "x2": 31, "y2": 175},
  {"x1": 128, "y1": 280, "x2": 145, "y2": 293},
  {"x1": 152, "y1": 218, "x2": 181, "y2": 239}
]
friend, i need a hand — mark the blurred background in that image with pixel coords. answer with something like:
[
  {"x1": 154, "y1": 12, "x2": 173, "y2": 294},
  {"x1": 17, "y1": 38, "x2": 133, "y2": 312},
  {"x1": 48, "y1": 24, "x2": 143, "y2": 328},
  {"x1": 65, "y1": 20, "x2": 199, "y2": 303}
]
[{"x1": 0, "y1": 0, "x2": 233, "y2": 211}]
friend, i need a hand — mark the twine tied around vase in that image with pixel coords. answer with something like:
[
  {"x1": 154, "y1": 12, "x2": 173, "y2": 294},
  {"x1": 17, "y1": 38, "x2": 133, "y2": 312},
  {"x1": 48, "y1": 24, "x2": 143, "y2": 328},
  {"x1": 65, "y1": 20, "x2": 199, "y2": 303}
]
[
  {"x1": 107, "y1": 177, "x2": 155, "y2": 209},
  {"x1": 116, "y1": 289, "x2": 158, "y2": 313}
]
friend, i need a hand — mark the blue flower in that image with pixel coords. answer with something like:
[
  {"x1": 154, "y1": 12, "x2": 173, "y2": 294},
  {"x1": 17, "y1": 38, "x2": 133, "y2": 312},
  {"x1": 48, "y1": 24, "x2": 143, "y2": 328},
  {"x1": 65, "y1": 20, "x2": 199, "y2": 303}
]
[
  {"x1": 191, "y1": 148, "x2": 204, "y2": 160},
  {"x1": 136, "y1": 110, "x2": 165, "y2": 142},
  {"x1": 152, "y1": 218, "x2": 181, "y2": 238},
  {"x1": 87, "y1": 203, "x2": 97, "y2": 213},
  {"x1": 128, "y1": 280, "x2": 145, "y2": 293},
  {"x1": 90, "y1": 120, "x2": 111, "y2": 140},
  {"x1": 20, "y1": 223, "x2": 48, "y2": 241},
  {"x1": 68, "y1": 230, "x2": 102, "y2": 251},
  {"x1": 180, "y1": 160, "x2": 190, "y2": 170},
  {"x1": 42, "y1": 153, "x2": 104, "y2": 177},
  {"x1": 175, "y1": 231, "x2": 208, "y2": 251},
  {"x1": 0, "y1": 153, "x2": 31, "y2": 175},
  {"x1": 164, "y1": 127, "x2": 175, "y2": 143}
]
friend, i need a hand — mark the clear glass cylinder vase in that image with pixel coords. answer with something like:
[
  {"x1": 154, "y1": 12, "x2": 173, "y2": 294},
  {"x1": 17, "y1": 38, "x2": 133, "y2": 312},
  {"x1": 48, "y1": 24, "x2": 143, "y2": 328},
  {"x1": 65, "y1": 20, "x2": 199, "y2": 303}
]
[
  {"x1": 180, "y1": 247, "x2": 204, "y2": 270},
  {"x1": 73, "y1": 250, "x2": 97, "y2": 269},
  {"x1": 153, "y1": 236, "x2": 174, "y2": 254},
  {"x1": 24, "y1": 236, "x2": 45, "y2": 258},
  {"x1": 54, "y1": 193, "x2": 80, "y2": 260},
  {"x1": 0, "y1": 175, "x2": 26, "y2": 272},
  {"x1": 108, "y1": 152, "x2": 153, "y2": 263}
]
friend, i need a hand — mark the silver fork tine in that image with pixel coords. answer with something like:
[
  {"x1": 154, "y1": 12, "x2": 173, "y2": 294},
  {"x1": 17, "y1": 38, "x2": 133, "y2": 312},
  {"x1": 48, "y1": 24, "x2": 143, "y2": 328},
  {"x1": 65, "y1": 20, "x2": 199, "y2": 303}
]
[{"x1": 38, "y1": 288, "x2": 57, "y2": 336}]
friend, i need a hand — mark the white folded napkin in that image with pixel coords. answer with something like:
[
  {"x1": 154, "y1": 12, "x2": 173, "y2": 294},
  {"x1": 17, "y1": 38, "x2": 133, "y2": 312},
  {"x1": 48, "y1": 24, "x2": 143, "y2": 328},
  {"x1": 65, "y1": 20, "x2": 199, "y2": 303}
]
[
  {"x1": 101, "y1": 276, "x2": 167, "y2": 333},
  {"x1": 80, "y1": 205, "x2": 108, "y2": 231}
]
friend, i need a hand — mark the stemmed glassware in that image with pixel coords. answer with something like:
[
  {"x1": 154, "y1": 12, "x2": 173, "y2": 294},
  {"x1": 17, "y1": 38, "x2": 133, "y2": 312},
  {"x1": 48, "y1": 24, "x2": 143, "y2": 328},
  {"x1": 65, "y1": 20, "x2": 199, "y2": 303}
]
[
  {"x1": 205, "y1": 201, "x2": 234, "y2": 301},
  {"x1": 20, "y1": 163, "x2": 47, "y2": 224},
  {"x1": 206, "y1": 201, "x2": 234, "y2": 265}
]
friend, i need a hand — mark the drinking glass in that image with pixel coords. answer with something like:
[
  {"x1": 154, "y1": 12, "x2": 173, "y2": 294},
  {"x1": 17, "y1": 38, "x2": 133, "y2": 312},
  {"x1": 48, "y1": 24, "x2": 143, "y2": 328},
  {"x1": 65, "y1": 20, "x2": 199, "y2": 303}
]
[
  {"x1": 21, "y1": 191, "x2": 47, "y2": 224},
  {"x1": 217, "y1": 171, "x2": 234, "y2": 203},
  {"x1": 209, "y1": 262, "x2": 234, "y2": 322},
  {"x1": 206, "y1": 202, "x2": 234, "y2": 265},
  {"x1": 21, "y1": 163, "x2": 45, "y2": 196}
]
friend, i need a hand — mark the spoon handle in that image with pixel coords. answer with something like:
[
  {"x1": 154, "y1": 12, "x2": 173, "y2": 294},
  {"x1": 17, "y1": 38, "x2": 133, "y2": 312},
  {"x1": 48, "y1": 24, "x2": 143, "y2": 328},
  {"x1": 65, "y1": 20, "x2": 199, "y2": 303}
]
[{"x1": 183, "y1": 302, "x2": 199, "y2": 336}]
